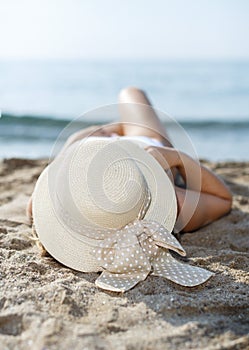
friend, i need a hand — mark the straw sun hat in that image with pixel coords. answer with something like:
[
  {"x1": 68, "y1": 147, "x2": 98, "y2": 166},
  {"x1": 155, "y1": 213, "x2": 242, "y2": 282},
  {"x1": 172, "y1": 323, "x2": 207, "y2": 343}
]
[{"x1": 32, "y1": 137, "x2": 213, "y2": 292}]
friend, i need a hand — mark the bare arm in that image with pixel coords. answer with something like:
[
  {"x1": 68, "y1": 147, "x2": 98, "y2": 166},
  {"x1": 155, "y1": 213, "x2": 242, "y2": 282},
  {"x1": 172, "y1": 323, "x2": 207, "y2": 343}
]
[
  {"x1": 175, "y1": 186, "x2": 232, "y2": 232},
  {"x1": 145, "y1": 146, "x2": 233, "y2": 232},
  {"x1": 177, "y1": 152, "x2": 232, "y2": 200}
]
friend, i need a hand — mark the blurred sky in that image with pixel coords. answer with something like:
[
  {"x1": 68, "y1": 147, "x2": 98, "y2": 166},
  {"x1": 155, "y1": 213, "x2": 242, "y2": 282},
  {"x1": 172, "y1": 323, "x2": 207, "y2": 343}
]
[{"x1": 0, "y1": 0, "x2": 249, "y2": 60}]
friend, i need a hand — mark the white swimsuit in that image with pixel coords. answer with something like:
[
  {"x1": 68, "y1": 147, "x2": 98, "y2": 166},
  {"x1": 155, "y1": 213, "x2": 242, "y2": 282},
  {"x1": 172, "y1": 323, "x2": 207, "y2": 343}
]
[{"x1": 87, "y1": 134, "x2": 164, "y2": 148}]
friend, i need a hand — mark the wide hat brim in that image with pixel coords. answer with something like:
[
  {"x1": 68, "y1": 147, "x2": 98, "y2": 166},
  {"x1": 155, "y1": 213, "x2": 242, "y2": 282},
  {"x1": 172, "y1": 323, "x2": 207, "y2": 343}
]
[{"x1": 32, "y1": 138, "x2": 177, "y2": 272}]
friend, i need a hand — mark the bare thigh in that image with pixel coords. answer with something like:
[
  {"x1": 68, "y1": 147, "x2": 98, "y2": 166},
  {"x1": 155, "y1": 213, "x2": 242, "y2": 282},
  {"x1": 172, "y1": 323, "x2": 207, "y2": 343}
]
[
  {"x1": 117, "y1": 87, "x2": 185, "y2": 186},
  {"x1": 118, "y1": 87, "x2": 173, "y2": 147}
]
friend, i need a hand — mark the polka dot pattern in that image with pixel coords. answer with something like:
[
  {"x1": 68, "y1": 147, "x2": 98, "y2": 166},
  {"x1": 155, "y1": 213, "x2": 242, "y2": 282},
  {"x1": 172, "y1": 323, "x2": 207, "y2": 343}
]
[
  {"x1": 95, "y1": 219, "x2": 213, "y2": 292},
  {"x1": 151, "y1": 250, "x2": 214, "y2": 287}
]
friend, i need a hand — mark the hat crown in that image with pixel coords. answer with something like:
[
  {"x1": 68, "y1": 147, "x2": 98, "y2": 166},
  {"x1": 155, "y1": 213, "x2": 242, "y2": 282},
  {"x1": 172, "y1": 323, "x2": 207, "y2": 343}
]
[{"x1": 56, "y1": 139, "x2": 150, "y2": 229}]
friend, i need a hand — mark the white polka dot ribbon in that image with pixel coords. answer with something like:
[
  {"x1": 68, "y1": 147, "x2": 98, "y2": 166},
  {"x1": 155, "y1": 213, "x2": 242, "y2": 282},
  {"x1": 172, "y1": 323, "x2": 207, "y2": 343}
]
[{"x1": 94, "y1": 220, "x2": 214, "y2": 292}]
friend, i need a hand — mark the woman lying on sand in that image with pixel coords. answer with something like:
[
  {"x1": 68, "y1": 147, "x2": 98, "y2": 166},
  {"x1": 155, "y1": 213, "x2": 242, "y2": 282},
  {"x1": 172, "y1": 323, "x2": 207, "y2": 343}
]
[
  {"x1": 26, "y1": 87, "x2": 233, "y2": 292},
  {"x1": 27, "y1": 87, "x2": 232, "y2": 233}
]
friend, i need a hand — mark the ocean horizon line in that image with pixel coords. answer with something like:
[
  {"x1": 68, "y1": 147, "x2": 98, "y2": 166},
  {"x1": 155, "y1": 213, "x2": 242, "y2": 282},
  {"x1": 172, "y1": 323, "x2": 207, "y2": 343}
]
[{"x1": 1, "y1": 112, "x2": 249, "y2": 128}]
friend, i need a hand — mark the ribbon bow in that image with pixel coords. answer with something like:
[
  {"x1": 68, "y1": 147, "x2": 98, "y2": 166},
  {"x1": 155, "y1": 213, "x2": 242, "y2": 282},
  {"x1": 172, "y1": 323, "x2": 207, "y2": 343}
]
[{"x1": 93, "y1": 219, "x2": 213, "y2": 292}]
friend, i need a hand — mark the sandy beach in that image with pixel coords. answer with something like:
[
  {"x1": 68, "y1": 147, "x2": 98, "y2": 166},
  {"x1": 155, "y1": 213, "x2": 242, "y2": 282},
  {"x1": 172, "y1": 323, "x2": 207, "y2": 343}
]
[{"x1": 0, "y1": 158, "x2": 248, "y2": 350}]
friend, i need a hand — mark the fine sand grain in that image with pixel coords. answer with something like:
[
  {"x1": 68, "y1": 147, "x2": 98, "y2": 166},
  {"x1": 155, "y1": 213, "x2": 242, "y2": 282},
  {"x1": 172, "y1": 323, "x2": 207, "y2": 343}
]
[{"x1": 0, "y1": 158, "x2": 248, "y2": 350}]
